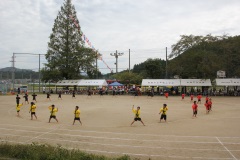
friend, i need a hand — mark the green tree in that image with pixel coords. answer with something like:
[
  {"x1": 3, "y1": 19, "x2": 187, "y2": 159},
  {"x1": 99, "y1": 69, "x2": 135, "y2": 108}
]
[
  {"x1": 132, "y1": 58, "x2": 166, "y2": 79},
  {"x1": 169, "y1": 34, "x2": 228, "y2": 58},
  {"x1": 111, "y1": 71, "x2": 143, "y2": 85},
  {"x1": 168, "y1": 35, "x2": 240, "y2": 79},
  {"x1": 43, "y1": 0, "x2": 96, "y2": 81}
]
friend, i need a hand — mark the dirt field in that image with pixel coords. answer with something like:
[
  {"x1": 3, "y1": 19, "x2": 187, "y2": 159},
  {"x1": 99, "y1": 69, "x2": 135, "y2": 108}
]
[{"x1": 0, "y1": 94, "x2": 240, "y2": 160}]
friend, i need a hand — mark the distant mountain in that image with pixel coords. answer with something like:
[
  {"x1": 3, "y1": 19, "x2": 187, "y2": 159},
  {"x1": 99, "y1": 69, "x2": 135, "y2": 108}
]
[
  {"x1": 0, "y1": 67, "x2": 32, "y2": 72},
  {"x1": 0, "y1": 67, "x2": 38, "y2": 79}
]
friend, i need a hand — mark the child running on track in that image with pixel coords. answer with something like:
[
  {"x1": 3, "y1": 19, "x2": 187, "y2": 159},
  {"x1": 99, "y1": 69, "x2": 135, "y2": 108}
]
[
  {"x1": 164, "y1": 92, "x2": 169, "y2": 99},
  {"x1": 46, "y1": 92, "x2": 51, "y2": 101},
  {"x1": 16, "y1": 94, "x2": 21, "y2": 105},
  {"x1": 208, "y1": 98, "x2": 213, "y2": 111},
  {"x1": 190, "y1": 94, "x2": 194, "y2": 102},
  {"x1": 16, "y1": 103, "x2": 23, "y2": 116},
  {"x1": 48, "y1": 104, "x2": 58, "y2": 123},
  {"x1": 29, "y1": 102, "x2": 37, "y2": 120},
  {"x1": 23, "y1": 93, "x2": 29, "y2": 104},
  {"x1": 130, "y1": 105, "x2": 145, "y2": 126},
  {"x1": 181, "y1": 93, "x2": 185, "y2": 100},
  {"x1": 192, "y1": 101, "x2": 198, "y2": 118},
  {"x1": 197, "y1": 94, "x2": 202, "y2": 104},
  {"x1": 72, "y1": 90, "x2": 76, "y2": 99},
  {"x1": 204, "y1": 100, "x2": 210, "y2": 114},
  {"x1": 206, "y1": 95, "x2": 209, "y2": 102},
  {"x1": 159, "y1": 104, "x2": 168, "y2": 122},
  {"x1": 58, "y1": 91, "x2": 62, "y2": 100},
  {"x1": 73, "y1": 106, "x2": 82, "y2": 125},
  {"x1": 32, "y1": 93, "x2": 37, "y2": 102}
]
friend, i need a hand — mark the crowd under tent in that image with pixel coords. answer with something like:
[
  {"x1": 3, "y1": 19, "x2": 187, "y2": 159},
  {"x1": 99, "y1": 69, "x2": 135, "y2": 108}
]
[
  {"x1": 215, "y1": 79, "x2": 240, "y2": 86},
  {"x1": 108, "y1": 82, "x2": 124, "y2": 86},
  {"x1": 141, "y1": 79, "x2": 212, "y2": 95}
]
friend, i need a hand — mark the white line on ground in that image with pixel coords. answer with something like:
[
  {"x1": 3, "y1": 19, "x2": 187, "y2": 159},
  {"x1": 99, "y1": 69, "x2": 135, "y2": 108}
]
[
  {"x1": 24, "y1": 125, "x2": 63, "y2": 143},
  {"x1": 1, "y1": 123, "x2": 240, "y2": 139},
  {"x1": 216, "y1": 137, "x2": 238, "y2": 160},
  {"x1": 2, "y1": 133, "x2": 237, "y2": 152},
  {"x1": 0, "y1": 128, "x2": 224, "y2": 144}
]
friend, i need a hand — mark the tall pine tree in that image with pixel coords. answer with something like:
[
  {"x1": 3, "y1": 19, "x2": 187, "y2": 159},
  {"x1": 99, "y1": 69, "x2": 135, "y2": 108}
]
[{"x1": 43, "y1": 0, "x2": 96, "y2": 81}]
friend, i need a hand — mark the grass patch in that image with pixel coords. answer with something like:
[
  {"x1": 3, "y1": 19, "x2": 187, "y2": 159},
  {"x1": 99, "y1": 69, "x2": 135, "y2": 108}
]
[{"x1": 0, "y1": 142, "x2": 132, "y2": 160}]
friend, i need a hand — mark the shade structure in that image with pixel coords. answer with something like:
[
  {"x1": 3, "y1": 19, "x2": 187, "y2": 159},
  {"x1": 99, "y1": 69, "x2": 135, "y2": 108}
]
[
  {"x1": 108, "y1": 82, "x2": 124, "y2": 86},
  {"x1": 56, "y1": 80, "x2": 81, "y2": 86},
  {"x1": 180, "y1": 79, "x2": 212, "y2": 86},
  {"x1": 141, "y1": 79, "x2": 212, "y2": 87},
  {"x1": 77, "y1": 79, "x2": 108, "y2": 86},
  {"x1": 215, "y1": 79, "x2": 240, "y2": 86},
  {"x1": 141, "y1": 79, "x2": 181, "y2": 86}
]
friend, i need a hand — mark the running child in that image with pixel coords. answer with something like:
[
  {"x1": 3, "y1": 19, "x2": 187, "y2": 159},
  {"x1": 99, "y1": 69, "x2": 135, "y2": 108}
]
[
  {"x1": 73, "y1": 106, "x2": 82, "y2": 125},
  {"x1": 46, "y1": 92, "x2": 51, "y2": 101},
  {"x1": 58, "y1": 91, "x2": 62, "y2": 100},
  {"x1": 208, "y1": 98, "x2": 213, "y2": 111},
  {"x1": 16, "y1": 103, "x2": 23, "y2": 116},
  {"x1": 48, "y1": 104, "x2": 58, "y2": 123},
  {"x1": 181, "y1": 93, "x2": 185, "y2": 100},
  {"x1": 164, "y1": 92, "x2": 169, "y2": 99},
  {"x1": 190, "y1": 94, "x2": 194, "y2": 102},
  {"x1": 16, "y1": 94, "x2": 21, "y2": 105},
  {"x1": 32, "y1": 93, "x2": 37, "y2": 102},
  {"x1": 204, "y1": 100, "x2": 210, "y2": 114},
  {"x1": 159, "y1": 104, "x2": 168, "y2": 122},
  {"x1": 29, "y1": 102, "x2": 37, "y2": 120},
  {"x1": 87, "y1": 89, "x2": 92, "y2": 97},
  {"x1": 197, "y1": 94, "x2": 202, "y2": 104},
  {"x1": 205, "y1": 95, "x2": 209, "y2": 102},
  {"x1": 130, "y1": 105, "x2": 145, "y2": 126},
  {"x1": 72, "y1": 90, "x2": 76, "y2": 99},
  {"x1": 192, "y1": 101, "x2": 198, "y2": 118},
  {"x1": 23, "y1": 93, "x2": 29, "y2": 104}
]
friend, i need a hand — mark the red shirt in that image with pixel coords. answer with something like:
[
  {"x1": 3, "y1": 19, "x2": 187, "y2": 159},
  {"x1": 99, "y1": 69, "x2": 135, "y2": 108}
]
[
  {"x1": 208, "y1": 101, "x2": 212, "y2": 106},
  {"x1": 204, "y1": 103, "x2": 209, "y2": 108},
  {"x1": 192, "y1": 104, "x2": 198, "y2": 110},
  {"x1": 190, "y1": 95, "x2": 194, "y2": 99},
  {"x1": 206, "y1": 97, "x2": 209, "y2": 101},
  {"x1": 197, "y1": 95, "x2": 202, "y2": 100},
  {"x1": 165, "y1": 93, "x2": 169, "y2": 97},
  {"x1": 182, "y1": 94, "x2": 185, "y2": 97}
]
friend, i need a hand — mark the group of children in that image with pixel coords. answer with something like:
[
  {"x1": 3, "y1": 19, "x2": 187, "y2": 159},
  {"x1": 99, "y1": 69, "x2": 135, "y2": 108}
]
[
  {"x1": 15, "y1": 92, "x2": 212, "y2": 126},
  {"x1": 15, "y1": 94, "x2": 82, "y2": 125}
]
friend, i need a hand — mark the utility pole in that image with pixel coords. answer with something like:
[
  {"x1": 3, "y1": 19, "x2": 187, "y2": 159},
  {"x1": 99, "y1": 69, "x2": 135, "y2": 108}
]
[
  {"x1": 96, "y1": 52, "x2": 102, "y2": 79},
  {"x1": 12, "y1": 53, "x2": 44, "y2": 93},
  {"x1": 129, "y1": 49, "x2": 130, "y2": 73},
  {"x1": 11, "y1": 53, "x2": 15, "y2": 90},
  {"x1": 38, "y1": 54, "x2": 41, "y2": 92},
  {"x1": 165, "y1": 47, "x2": 168, "y2": 79},
  {"x1": 110, "y1": 50, "x2": 124, "y2": 73}
]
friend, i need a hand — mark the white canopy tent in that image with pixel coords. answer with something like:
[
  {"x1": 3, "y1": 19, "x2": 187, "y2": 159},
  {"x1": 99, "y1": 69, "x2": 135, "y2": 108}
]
[
  {"x1": 180, "y1": 79, "x2": 212, "y2": 86},
  {"x1": 56, "y1": 80, "x2": 81, "y2": 86},
  {"x1": 141, "y1": 79, "x2": 212, "y2": 87},
  {"x1": 215, "y1": 79, "x2": 240, "y2": 86},
  {"x1": 77, "y1": 79, "x2": 108, "y2": 86},
  {"x1": 141, "y1": 79, "x2": 181, "y2": 86}
]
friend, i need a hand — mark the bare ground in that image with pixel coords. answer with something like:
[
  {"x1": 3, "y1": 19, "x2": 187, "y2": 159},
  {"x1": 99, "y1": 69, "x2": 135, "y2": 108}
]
[{"x1": 0, "y1": 94, "x2": 240, "y2": 160}]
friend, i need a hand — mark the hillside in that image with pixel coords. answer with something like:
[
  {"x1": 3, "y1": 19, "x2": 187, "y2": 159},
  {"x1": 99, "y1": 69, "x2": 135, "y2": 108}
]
[
  {"x1": 0, "y1": 67, "x2": 39, "y2": 79},
  {"x1": 168, "y1": 35, "x2": 240, "y2": 79},
  {"x1": 131, "y1": 35, "x2": 240, "y2": 80}
]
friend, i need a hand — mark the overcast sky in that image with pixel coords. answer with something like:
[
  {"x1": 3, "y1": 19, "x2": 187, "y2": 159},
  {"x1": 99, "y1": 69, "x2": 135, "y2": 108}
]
[{"x1": 0, "y1": 0, "x2": 240, "y2": 74}]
